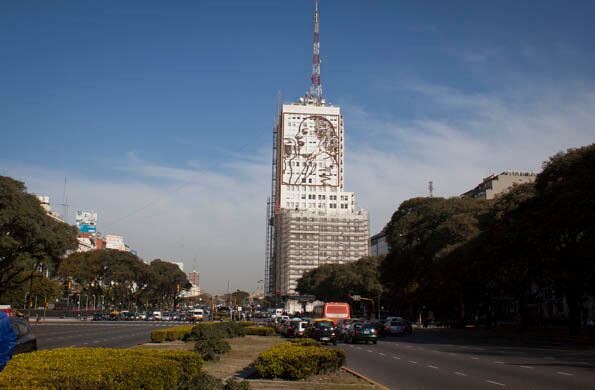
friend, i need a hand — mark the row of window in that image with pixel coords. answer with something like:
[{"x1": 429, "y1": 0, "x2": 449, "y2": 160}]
[{"x1": 285, "y1": 202, "x2": 350, "y2": 209}]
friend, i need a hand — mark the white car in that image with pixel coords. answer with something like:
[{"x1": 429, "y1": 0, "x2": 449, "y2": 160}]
[
  {"x1": 189, "y1": 309, "x2": 204, "y2": 321},
  {"x1": 152, "y1": 311, "x2": 162, "y2": 320}
]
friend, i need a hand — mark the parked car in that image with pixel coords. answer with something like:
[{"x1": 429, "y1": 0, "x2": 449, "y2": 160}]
[
  {"x1": 161, "y1": 312, "x2": 173, "y2": 321},
  {"x1": 152, "y1": 311, "x2": 162, "y2": 321},
  {"x1": 10, "y1": 317, "x2": 37, "y2": 354},
  {"x1": 285, "y1": 320, "x2": 309, "y2": 338},
  {"x1": 345, "y1": 322, "x2": 378, "y2": 344},
  {"x1": 308, "y1": 320, "x2": 337, "y2": 345}
]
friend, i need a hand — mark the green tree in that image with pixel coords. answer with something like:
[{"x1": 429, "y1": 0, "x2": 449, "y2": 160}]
[
  {"x1": 0, "y1": 176, "x2": 78, "y2": 299},
  {"x1": 146, "y1": 259, "x2": 190, "y2": 309},
  {"x1": 380, "y1": 197, "x2": 490, "y2": 322},
  {"x1": 0, "y1": 271, "x2": 63, "y2": 307},
  {"x1": 534, "y1": 143, "x2": 595, "y2": 333},
  {"x1": 296, "y1": 256, "x2": 383, "y2": 303}
]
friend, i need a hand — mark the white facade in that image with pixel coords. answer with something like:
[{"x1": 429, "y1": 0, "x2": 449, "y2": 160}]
[{"x1": 270, "y1": 102, "x2": 370, "y2": 296}]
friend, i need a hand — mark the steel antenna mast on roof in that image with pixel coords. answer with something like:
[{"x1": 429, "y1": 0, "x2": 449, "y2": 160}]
[{"x1": 307, "y1": 0, "x2": 323, "y2": 104}]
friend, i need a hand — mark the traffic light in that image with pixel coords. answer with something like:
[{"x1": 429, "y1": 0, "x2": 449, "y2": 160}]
[{"x1": 67, "y1": 280, "x2": 72, "y2": 290}]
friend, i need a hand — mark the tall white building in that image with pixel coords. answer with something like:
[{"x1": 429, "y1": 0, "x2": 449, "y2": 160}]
[{"x1": 265, "y1": 1, "x2": 369, "y2": 296}]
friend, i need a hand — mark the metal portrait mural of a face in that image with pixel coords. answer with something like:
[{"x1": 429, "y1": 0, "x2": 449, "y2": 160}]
[{"x1": 282, "y1": 115, "x2": 339, "y2": 186}]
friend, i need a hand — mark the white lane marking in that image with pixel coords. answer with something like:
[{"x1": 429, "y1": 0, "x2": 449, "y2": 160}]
[
  {"x1": 393, "y1": 356, "x2": 401, "y2": 360},
  {"x1": 454, "y1": 372, "x2": 467, "y2": 376},
  {"x1": 356, "y1": 347, "x2": 362, "y2": 350},
  {"x1": 432, "y1": 350, "x2": 440, "y2": 353},
  {"x1": 378, "y1": 353, "x2": 385, "y2": 356},
  {"x1": 557, "y1": 371, "x2": 574, "y2": 376},
  {"x1": 367, "y1": 349, "x2": 373, "y2": 353},
  {"x1": 408, "y1": 360, "x2": 418, "y2": 364},
  {"x1": 519, "y1": 365, "x2": 533, "y2": 369},
  {"x1": 494, "y1": 361, "x2": 505, "y2": 364},
  {"x1": 428, "y1": 365, "x2": 439, "y2": 369},
  {"x1": 472, "y1": 357, "x2": 479, "y2": 360},
  {"x1": 486, "y1": 380, "x2": 506, "y2": 386},
  {"x1": 449, "y1": 353, "x2": 455, "y2": 356}
]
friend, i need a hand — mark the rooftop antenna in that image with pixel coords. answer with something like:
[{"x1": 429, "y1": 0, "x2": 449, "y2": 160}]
[
  {"x1": 307, "y1": 0, "x2": 323, "y2": 104},
  {"x1": 56, "y1": 176, "x2": 70, "y2": 222},
  {"x1": 428, "y1": 181, "x2": 434, "y2": 198}
]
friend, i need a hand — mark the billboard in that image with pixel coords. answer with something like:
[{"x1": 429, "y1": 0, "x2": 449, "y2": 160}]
[
  {"x1": 105, "y1": 235, "x2": 125, "y2": 251},
  {"x1": 76, "y1": 211, "x2": 97, "y2": 234}
]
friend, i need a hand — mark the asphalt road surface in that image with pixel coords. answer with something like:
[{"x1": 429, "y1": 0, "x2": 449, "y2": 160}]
[
  {"x1": 338, "y1": 329, "x2": 595, "y2": 390},
  {"x1": 31, "y1": 321, "x2": 188, "y2": 350}
]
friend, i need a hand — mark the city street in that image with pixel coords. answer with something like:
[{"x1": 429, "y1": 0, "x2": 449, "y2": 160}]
[
  {"x1": 31, "y1": 321, "x2": 188, "y2": 350},
  {"x1": 338, "y1": 329, "x2": 595, "y2": 390}
]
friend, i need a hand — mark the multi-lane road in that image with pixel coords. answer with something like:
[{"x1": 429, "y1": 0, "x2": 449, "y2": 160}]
[
  {"x1": 31, "y1": 320, "x2": 187, "y2": 349},
  {"x1": 30, "y1": 321, "x2": 595, "y2": 389},
  {"x1": 339, "y1": 329, "x2": 595, "y2": 389}
]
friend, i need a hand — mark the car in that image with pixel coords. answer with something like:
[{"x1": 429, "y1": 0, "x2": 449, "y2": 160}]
[
  {"x1": 285, "y1": 320, "x2": 309, "y2": 338},
  {"x1": 368, "y1": 319, "x2": 387, "y2": 337},
  {"x1": 152, "y1": 311, "x2": 162, "y2": 320},
  {"x1": 10, "y1": 317, "x2": 37, "y2": 354},
  {"x1": 188, "y1": 309, "x2": 205, "y2": 322},
  {"x1": 345, "y1": 322, "x2": 378, "y2": 344},
  {"x1": 337, "y1": 319, "x2": 359, "y2": 340},
  {"x1": 384, "y1": 318, "x2": 410, "y2": 336},
  {"x1": 307, "y1": 320, "x2": 337, "y2": 345},
  {"x1": 161, "y1": 312, "x2": 173, "y2": 321}
]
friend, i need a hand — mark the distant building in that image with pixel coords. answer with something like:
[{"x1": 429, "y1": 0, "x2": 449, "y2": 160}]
[
  {"x1": 461, "y1": 171, "x2": 536, "y2": 200},
  {"x1": 173, "y1": 262, "x2": 184, "y2": 272},
  {"x1": 370, "y1": 229, "x2": 390, "y2": 257},
  {"x1": 36, "y1": 196, "x2": 65, "y2": 223},
  {"x1": 188, "y1": 270, "x2": 199, "y2": 285}
]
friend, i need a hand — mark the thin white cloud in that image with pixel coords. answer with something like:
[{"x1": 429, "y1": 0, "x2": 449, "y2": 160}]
[
  {"x1": 2, "y1": 153, "x2": 270, "y2": 294},
  {"x1": 346, "y1": 81, "x2": 595, "y2": 235}
]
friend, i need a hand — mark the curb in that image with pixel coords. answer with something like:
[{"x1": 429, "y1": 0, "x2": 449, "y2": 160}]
[{"x1": 341, "y1": 366, "x2": 390, "y2": 390}]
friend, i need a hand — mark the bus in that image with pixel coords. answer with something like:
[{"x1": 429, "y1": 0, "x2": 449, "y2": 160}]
[{"x1": 312, "y1": 302, "x2": 350, "y2": 324}]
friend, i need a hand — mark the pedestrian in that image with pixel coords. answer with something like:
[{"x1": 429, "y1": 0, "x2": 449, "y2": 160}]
[{"x1": 0, "y1": 311, "x2": 17, "y2": 371}]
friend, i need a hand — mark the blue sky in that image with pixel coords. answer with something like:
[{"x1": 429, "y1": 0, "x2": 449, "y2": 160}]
[{"x1": 2, "y1": 1, "x2": 595, "y2": 292}]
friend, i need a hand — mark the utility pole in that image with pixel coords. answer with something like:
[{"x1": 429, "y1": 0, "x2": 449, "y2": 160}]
[{"x1": 428, "y1": 181, "x2": 434, "y2": 198}]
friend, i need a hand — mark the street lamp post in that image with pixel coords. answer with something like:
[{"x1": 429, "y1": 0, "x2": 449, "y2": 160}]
[{"x1": 93, "y1": 295, "x2": 96, "y2": 310}]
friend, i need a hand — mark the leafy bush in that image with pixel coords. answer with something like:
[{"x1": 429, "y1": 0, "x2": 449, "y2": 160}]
[
  {"x1": 245, "y1": 326, "x2": 276, "y2": 336},
  {"x1": 185, "y1": 371, "x2": 224, "y2": 389},
  {"x1": 194, "y1": 338, "x2": 231, "y2": 361},
  {"x1": 188, "y1": 322, "x2": 246, "y2": 341},
  {"x1": 151, "y1": 325, "x2": 194, "y2": 343},
  {"x1": 253, "y1": 342, "x2": 345, "y2": 380},
  {"x1": 224, "y1": 378, "x2": 251, "y2": 390},
  {"x1": 0, "y1": 348, "x2": 202, "y2": 389}
]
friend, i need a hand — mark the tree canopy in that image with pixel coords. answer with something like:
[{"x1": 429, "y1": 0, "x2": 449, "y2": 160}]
[
  {"x1": 0, "y1": 176, "x2": 78, "y2": 299},
  {"x1": 296, "y1": 256, "x2": 383, "y2": 302}
]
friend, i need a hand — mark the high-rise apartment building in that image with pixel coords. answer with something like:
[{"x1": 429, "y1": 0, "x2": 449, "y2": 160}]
[{"x1": 265, "y1": 1, "x2": 369, "y2": 296}]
